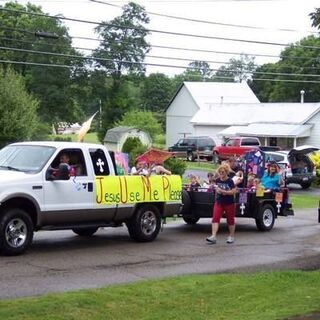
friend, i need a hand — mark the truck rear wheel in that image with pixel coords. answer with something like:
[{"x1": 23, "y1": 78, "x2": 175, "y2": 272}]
[
  {"x1": 255, "y1": 204, "x2": 275, "y2": 231},
  {"x1": 126, "y1": 204, "x2": 161, "y2": 242},
  {"x1": 72, "y1": 227, "x2": 98, "y2": 237},
  {"x1": 0, "y1": 208, "x2": 34, "y2": 256}
]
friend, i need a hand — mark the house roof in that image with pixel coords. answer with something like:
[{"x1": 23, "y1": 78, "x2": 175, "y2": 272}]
[
  {"x1": 103, "y1": 126, "x2": 136, "y2": 143},
  {"x1": 184, "y1": 82, "x2": 260, "y2": 108},
  {"x1": 219, "y1": 124, "x2": 314, "y2": 138},
  {"x1": 191, "y1": 103, "x2": 320, "y2": 125}
]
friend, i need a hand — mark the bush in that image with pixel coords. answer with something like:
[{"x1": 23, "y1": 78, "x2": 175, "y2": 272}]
[
  {"x1": 122, "y1": 137, "x2": 143, "y2": 154},
  {"x1": 164, "y1": 157, "x2": 187, "y2": 176},
  {"x1": 53, "y1": 136, "x2": 72, "y2": 142}
]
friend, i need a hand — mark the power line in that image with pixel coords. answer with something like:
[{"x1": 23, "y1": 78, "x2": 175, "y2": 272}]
[
  {"x1": 1, "y1": 45, "x2": 320, "y2": 79},
  {"x1": 1, "y1": 7, "x2": 320, "y2": 50},
  {"x1": 2, "y1": 27, "x2": 320, "y2": 64},
  {"x1": 2, "y1": 58, "x2": 320, "y2": 83},
  {"x1": 90, "y1": 0, "x2": 318, "y2": 34}
]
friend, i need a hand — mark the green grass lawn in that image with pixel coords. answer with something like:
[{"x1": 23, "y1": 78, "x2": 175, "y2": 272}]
[
  {"x1": 0, "y1": 271, "x2": 319, "y2": 320},
  {"x1": 290, "y1": 194, "x2": 319, "y2": 209},
  {"x1": 186, "y1": 161, "x2": 218, "y2": 172}
]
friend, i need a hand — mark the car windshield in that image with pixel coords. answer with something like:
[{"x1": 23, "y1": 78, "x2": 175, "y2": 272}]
[{"x1": 0, "y1": 145, "x2": 56, "y2": 173}]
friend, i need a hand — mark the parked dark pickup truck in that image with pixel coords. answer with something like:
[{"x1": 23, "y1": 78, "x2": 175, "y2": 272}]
[{"x1": 179, "y1": 187, "x2": 294, "y2": 231}]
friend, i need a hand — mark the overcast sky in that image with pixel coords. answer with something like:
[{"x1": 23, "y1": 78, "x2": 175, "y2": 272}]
[{"x1": 2, "y1": 0, "x2": 320, "y2": 75}]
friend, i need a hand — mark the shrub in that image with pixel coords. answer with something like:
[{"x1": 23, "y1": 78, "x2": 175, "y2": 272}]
[
  {"x1": 164, "y1": 157, "x2": 186, "y2": 176},
  {"x1": 53, "y1": 136, "x2": 72, "y2": 142},
  {"x1": 122, "y1": 137, "x2": 143, "y2": 154}
]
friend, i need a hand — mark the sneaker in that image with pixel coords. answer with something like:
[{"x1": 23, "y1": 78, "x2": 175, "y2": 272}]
[
  {"x1": 206, "y1": 235, "x2": 216, "y2": 244},
  {"x1": 226, "y1": 236, "x2": 234, "y2": 244}
]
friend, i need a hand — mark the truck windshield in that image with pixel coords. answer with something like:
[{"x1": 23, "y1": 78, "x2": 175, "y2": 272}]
[{"x1": 0, "y1": 145, "x2": 56, "y2": 173}]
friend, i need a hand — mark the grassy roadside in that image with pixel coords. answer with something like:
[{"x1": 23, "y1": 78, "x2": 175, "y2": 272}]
[
  {"x1": 0, "y1": 271, "x2": 319, "y2": 320},
  {"x1": 290, "y1": 194, "x2": 319, "y2": 209}
]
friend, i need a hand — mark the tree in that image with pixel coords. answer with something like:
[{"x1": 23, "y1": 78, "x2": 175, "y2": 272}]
[
  {"x1": 116, "y1": 109, "x2": 162, "y2": 141},
  {"x1": 0, "y1": 2, "x2": 86, "y2": 125},
  {"x1": 213, "y1": 54, "x2": 256, "y2": 82},
  {"x1": 251, "y1": 36, "x2": 320, "y2": 102},
  {"x1": 310, "y1": 8, "x2": 320, "y2": 29},
  {"x1": 0, "y1": 67, "x2": 38, "y2": 145},
  {"x1": 94, "y1": 2, "x2": 150, "y2": 78},
  {"x1": 187, "y1": 60, "x2": 213, "y2": 79},
  {"x1": 141, "y1": 73, "x2": 173, "y2": 112},
  {"x1": 94, "y1": 2, "x2": 151, "y2": 139}
]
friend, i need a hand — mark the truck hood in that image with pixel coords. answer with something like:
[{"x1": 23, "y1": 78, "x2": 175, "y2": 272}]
[
  {"x1": 288, "y1": 145, "x2": 319, "y2": 157},
  {"x1": 0, "y1": 170, "x2": 33, "y2": 182}
]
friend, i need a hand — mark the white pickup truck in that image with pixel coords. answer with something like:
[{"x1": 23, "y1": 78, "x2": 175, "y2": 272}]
[{"x1": 0, "y1": 141, "x2": 182, "y2": 255}]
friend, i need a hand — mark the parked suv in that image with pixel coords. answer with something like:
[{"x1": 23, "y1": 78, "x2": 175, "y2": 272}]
[
  {"x1": 168, "y1": 136, "x2": 216, "y2": 161},
  {"x1": 265, "y1": 145, "x2": 319, "y2": 189}
]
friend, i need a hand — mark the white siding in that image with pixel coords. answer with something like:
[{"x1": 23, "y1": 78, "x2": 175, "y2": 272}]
[
  {"x1": 193, "y1": 125, "x2": 229, "y2": 145},
  {"x1": 299, "y1": 112, "x2": 320, "y2": 148},
  {"x1": 166, "y1": 86, "x2": 199, "y2": 147}
]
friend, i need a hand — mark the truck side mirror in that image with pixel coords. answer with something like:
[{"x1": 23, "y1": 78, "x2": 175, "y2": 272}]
[{"x1": 46, "y1": 163, "x2": 70, "y2": 181}]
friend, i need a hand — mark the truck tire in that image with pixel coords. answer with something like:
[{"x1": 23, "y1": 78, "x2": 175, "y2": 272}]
[
  {"x1": 255, "y1": 204, "x2": 275, "y2": 231},
  {"x1": 0, "y1": 208, "x2": 34, "y2": 256},
  {"x1": 183, "y1": 216, "x2": 200, "y2": 225},
  {"x1": 180, "y1": 189, "x2": 191, "y2": 216},
  {"x1": 126, "y1": 204, "x2": 161, "y2": 242},
  {"x1": 72, "y1": 227, "x2": 98, "y2": 237},
  {"x1": 187, "y1": 152, "x2": 195, "y2": 162}
]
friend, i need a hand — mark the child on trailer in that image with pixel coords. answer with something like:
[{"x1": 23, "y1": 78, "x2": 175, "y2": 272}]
[{"x1": 188, "y1": 174, "x2": 201, "y2": 191}]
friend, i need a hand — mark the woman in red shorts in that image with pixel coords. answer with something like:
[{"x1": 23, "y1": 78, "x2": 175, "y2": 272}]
[{"x1": 206, "y1": 164, "x2": 236, "y2": 244}]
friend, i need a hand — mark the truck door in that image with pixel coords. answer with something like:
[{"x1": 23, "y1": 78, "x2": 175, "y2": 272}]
[{"x1": 43, "y1": 148, "x2": 96, "y2": 223}]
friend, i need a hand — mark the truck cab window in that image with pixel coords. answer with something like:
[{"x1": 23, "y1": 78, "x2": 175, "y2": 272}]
[{"x1": 89, "y1": 148, "x2": 110, "y2": 176}]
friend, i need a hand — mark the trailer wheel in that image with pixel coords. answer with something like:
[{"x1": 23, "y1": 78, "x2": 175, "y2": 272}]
[
  {"x1": 0, "y1": 208, "x2": 34, "y2": 256},
  {"x1": 255, "y1": 204, "x2": 275, "y2": 231},
  {"x1": 126, "y1": 204, "x2": 161, "y2": 242},
  {"x1": 72, "y1": 227, "x2": 98, "y2": 237},
  {"x1": 183, "y1": 216, "x2": 200, "y2": 225}
]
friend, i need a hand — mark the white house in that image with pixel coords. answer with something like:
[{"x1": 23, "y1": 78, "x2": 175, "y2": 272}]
[
  {"x1": 166, "y1": 82, "x2": 260, "y2": 148},
  {"x1": 166, "y1": 82, "x2": 320, "y2": 149}
]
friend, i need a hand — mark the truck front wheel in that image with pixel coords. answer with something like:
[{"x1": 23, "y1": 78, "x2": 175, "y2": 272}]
[
  {"x1": 126, "y1": 205, "x2": 161, "y2": 242},
  {"x1": 0, "y1": 208, "x2": 34, "y2": 256},
  {"x1": 255, "y1": 204, "x2": 275, "y2": 231}
]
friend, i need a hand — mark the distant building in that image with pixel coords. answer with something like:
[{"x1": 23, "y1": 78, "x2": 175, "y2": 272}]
[
  {"x1": 103, "y1": 126, "x2": 152, "y2": 152},
  {"x1": 166, "y1": 81, "x2": 320, "y2": 149},
  {"x1": 57, "y1": 122, "x2": 81, "y2": 135}
]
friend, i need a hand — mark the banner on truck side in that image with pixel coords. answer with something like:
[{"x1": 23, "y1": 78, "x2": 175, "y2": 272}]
[{"x1": 95, "y1": 175, "x2": 182, "y2": 204}]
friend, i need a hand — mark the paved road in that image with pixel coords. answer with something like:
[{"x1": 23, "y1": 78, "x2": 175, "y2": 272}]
[{"x1": 1, "y1": 208, "x2": 319, "y2": 300}]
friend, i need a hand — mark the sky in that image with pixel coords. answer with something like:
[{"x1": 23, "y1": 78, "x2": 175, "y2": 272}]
[{"x1": 1, "y1": 0, "x2": 319, "y2": 76}]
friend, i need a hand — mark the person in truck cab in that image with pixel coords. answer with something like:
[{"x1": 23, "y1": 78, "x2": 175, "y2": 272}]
[
  {"x1": 50, "y1": 153, "x2": 75, "y2": 179},
  {"x1": 261, "y1": 162, "x2": 284, "y2": 190}
]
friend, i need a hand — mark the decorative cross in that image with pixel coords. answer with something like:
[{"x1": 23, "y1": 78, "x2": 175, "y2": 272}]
[
  {"x1": 240, "y1": 203, "x2": 245, "y2": 215},
  {"x1": 96, "y1": 158, "x2": 105, "y2": 173},
  {"x1": 276, "y1": 202, "x2": 282, "y2": 213}
]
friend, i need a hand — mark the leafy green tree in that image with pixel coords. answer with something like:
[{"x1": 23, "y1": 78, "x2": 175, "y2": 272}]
[
  {"x1": 214, "y1": 54, "x2": 256, "y2": 82},
  {"x1": 187, "y1": 60, "x2": 213, "y2": 79},
  {"x1": 310, "y1": 8, "x2": 320, "y2": 29},
  {"x1": 251, "y1": 36, "x2": 320, "y2": 102},
  {"x1": 0, "y1": 1, "x2": 86, "y2": 125},
  {"x1": 141, "y1": 73, "x2": 173, "y2": 112},
  {"x1": 0, "y1": 67, "x2": 39, "y2": 145},
  {"x1": 94, "y1": 2, "x2": 150, "y2": 140},
  {"x1": 116, "y1": 109, "x2": 162, "y2": 141}
]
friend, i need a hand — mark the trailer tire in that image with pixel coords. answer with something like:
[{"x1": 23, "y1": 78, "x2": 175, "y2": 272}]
[
  {"x1": 255, "y1": 204, "x2": 275, "y2": 231},
  {"x1": 0, "y1": 208, "x2": 34, "y2": 256},
  {"x1": 127, "y1": 204, "x2": 161, "y2": 242},
  {"x1": 183, "y1": 216, "x2": 200, "y2": 225}
]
